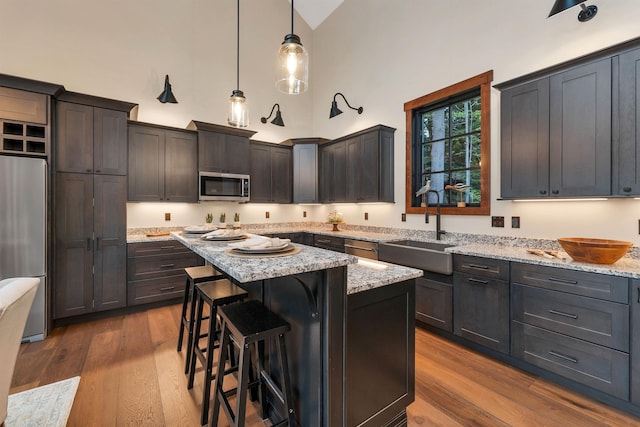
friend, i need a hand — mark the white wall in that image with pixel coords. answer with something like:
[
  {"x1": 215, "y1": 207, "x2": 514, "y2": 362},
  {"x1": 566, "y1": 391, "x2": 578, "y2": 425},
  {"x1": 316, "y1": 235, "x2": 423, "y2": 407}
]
[
  {"x1": 6, "y1": 0, "x2": 640, "y2": 242},
  {"x1": 311, "y1": 0, "x2": 640, "y2": 243}
]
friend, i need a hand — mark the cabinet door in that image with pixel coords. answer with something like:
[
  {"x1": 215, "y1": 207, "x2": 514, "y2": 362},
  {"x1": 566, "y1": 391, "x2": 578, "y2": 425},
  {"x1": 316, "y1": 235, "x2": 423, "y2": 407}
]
[
  {"x1": 500, "y1": 78, "x2": 550, "y2": 198},
  {"x1": 632, "y1": 281, "x2": 640, "y2": 405},
  {"x1": 549, "y1": 58, "x2": 612, "y2": 197},
  {"x1": 416, "y1": 277, "x2": 452, "y2": 332},
  {"x1": 617, "y1": 48, "x2": 640, "y2": 196},
  {"x1": 359, "y1": 131, "x2": 380, "y2": 202},
  {"x1": 320, "y1": 142, "x2": 347, "y2": 202},
  {"x1": 94, "y1": 108, "x2": 127, "y2": 175},
  {"x1": 293, "y1": 144, "x2": 318, "y2": 203},
  {"x1": 249, "y1": 143, "x2": 272, "y2": 202},
  {"x1": 453, "y1": 272, "x2": 510, "y2": 354},
  {"x1": 379, "y1": 129, "x2": 394, "y2": 203},
  {"x1": 165, "y1": 130, "x2": 198, "y2": 202},
  {"x1": 271, "y1": 146, "x2": 292, "y2": 203},
  {"x1": 54, "y1": 173, "x2": 94, "y2": 318},
  {"x1": 198, "y1": 131, "x2": 225, "y2": 172},
  {"x1": 56, "y1": 102, "x2": 94, "y2": 173},
  {"x1": 128, "y1": 125, "x2": 165, "y2": 201},
  {"x1": 224, "y1": 135, "x2": 251, "y2": 174},
  {"x1": 93, "y1": 175, "x2": 127, "y2": 312},
  {"x1": 346, "y1": 137, "x2": 361, "y2": 201}
]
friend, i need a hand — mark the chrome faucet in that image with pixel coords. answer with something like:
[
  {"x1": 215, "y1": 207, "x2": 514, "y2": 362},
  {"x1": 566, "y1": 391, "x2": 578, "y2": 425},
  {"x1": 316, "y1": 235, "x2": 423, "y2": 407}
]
[{"x1": 425, "y1": 190, "x2": 446, "y2": 240}]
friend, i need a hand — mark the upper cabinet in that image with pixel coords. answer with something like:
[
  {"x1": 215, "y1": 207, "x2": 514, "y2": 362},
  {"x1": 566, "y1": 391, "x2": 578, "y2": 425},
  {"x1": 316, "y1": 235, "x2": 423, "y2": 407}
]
[
  {"x1": 616, "y1": 47, "x2": 640, "y2": 196},
  {"x1": 55, "y1": 92, "x2": 136, "y2": 175},
  {"x1": 128, "y1": 122, "x2": 198, "y2": 202},
  {"x1": 499, "y1": 59, "x2": 612, "y2": 199},
  {"x1": 187, "y1": 120, "x2": 255, "y2": 175},
  {"x1": 320, "y1": 125, "x2": 395, "y2": 203},
  {"x1": 249, "y1": 141, "x2": 292, "y2": 203}
]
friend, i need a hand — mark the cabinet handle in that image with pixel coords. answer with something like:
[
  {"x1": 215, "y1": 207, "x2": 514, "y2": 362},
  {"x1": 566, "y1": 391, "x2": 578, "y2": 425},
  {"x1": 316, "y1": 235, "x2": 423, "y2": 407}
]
[
  {"x1": 86, "y1": 168, "x2": 92, "y2": 173},
  {"x1": 551, "y1": 190, "x2": 559, "y2": 195},
  {"x1": 548, "y1": 309, "x2": 578, "y2": 319},
  {"x1": 539, "y1": 190, "x2": 547, "y2": 195},
  {"x1": 623, "y1": 187, "x2": 632, "y2": 193},
  {"x1": 547, "y1": 277, "x2": 578, "y2": 285},
  {"x1": 160, "y1": 263, "x2": 175, "y2": 268},
  {"x1": 87, "y1": 238, "x2": 91, "y2": 251},
  {"x1": 548, "y1": 350, "x2": 578, "y2": 364},
  {"x1": 316, "y1": 239, "x2": 331, "y2": 244},
  {"x1": 160, "y1": 286, "x2": 175, "y2": 291},
  {"x1": 637, "y1": 287, "x2": 640, "y2": 303},
  {"x1": 96, "y1": 237, "x2": 100, "y2": 250},
  {"x1": 161, "y1": 246, "x2": 176, "y2": 250},
  {"x1": 467, "y1": 277, "x2": 489, "y2": 285},
  {"x1": 344, "y1": 244, "x2": 377, "y2": 252},
  {"x1": 95, "y1": 169, "x2": 101, "y2": 173},
  {"x1": 467, "y1": 263, "x2": 489, "y2": 270}
]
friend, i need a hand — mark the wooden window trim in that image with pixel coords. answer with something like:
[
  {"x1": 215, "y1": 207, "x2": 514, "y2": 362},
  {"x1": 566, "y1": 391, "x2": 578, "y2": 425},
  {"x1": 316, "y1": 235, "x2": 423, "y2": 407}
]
[{"x1": 404, "y1": 70, "x2": 493, "y2": 216}]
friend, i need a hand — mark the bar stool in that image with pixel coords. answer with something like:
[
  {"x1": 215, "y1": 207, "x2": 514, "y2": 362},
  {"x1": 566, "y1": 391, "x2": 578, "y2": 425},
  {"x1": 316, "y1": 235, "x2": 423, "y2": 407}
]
[
  {"x1": 188, "y1": 279, "x2": 248, "y2": 426},
  {"x1": 210, "y1": 299, "x2": 295, "y2": 427},
  {"x1": 177, "y1": 265, "x2": 223, "y2": 375}
]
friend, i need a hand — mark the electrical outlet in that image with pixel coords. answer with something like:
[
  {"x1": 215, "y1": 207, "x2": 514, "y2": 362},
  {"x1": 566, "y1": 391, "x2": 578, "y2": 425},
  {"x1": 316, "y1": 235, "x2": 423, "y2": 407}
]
[
  {"x1": 401, "y1": 213, "x2": 406, "y2": 222},
  {"x1": 265, "y1": 211, "x2": 270, "y2": 219},
  {"x1": 511, "y1": 216, "x2": 520, "y2": 228},
  {"x1": 165, "y1": 212, "x2": 171, "y2": 221},
  {"x1": 491, "y1": 216, "x2": 504, "y2": 227},
  {"x1": 303, "y1": 211, "x2": 307, "y2": 218},
  {"x1": 364, "y1": 212, "x2": 369, "y2": 220}
]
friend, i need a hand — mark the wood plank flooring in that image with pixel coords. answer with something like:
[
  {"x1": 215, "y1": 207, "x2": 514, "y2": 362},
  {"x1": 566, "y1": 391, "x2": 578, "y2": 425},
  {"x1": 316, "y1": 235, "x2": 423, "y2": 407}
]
[{"x1": 10, "y1": 303, "x2": 640, "y2": 426}]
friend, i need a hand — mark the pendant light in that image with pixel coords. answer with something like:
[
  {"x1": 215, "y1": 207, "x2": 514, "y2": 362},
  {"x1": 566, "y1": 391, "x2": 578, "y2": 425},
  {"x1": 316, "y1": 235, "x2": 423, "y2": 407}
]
[
  {"x1": 228, "y1": 0, "x2": 249, "y2": 127},
  {"x1": 275, "y1": 0, "x2": 309, "y2": 94}
]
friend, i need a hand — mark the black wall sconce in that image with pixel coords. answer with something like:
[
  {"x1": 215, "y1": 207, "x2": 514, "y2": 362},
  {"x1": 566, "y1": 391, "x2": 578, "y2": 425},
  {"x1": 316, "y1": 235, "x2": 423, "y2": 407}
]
[
  {"x1": 157, "y1": 75, "x2": 178, "y2": 103},
  {"x1": 261, "y1": 103, "x2": 285, "y2": 126},
  {"x1": 548, "y1": 0, "x2": 598, "y2": 22},
  {"x1": 329, "y1": 93, "x2": 363, "y2": 118}
]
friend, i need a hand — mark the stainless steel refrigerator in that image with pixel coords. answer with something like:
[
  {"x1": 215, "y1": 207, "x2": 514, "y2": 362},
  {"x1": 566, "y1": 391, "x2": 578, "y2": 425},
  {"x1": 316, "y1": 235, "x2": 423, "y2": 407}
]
[{"x1": 0, "y1": 155, "x2": 47, "y2": 342}]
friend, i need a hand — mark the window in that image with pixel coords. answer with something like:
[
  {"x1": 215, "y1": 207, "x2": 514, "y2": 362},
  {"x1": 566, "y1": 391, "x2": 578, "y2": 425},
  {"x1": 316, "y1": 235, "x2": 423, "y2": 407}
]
[{"x1": 404, "y1": 71, "x2": 492, "y2": 216}]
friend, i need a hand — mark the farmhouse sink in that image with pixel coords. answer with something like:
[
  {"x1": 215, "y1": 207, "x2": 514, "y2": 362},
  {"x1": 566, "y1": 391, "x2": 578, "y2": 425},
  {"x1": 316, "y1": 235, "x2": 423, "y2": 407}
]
[{"x1": 378, "y1": 240, "x2": 455, "y2": 275}]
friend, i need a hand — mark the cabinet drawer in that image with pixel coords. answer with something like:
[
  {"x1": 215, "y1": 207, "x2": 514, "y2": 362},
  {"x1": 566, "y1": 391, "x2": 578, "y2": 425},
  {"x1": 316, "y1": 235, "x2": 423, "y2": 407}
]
[
  {"x1": 313, "y1": 234, "x2": 345, "y2": 252},
  {"x1": 127, "y1": 275, "x2": 185, "y2": 305},
  {"x1": 512, "y1": 284, "x2": 629, "y2": 351},
  {"x1": 453, "y1": 255, "x2": 509, "y2": 280},
  {"x1": 416, "y1": 277, "x2": 452, "y2": 333},
  {"x1": 512, "y1": 321, "x2": 629, "y2": 400},
  {"x1": 127, "y1": 240, "x2": 192, "y2": 257},
  {"x1": 511, "y1": 262, "x2": 628, "y2": 303},
  {"x1": 127, "y1": 252, "x2": 199, "y2": 281}
]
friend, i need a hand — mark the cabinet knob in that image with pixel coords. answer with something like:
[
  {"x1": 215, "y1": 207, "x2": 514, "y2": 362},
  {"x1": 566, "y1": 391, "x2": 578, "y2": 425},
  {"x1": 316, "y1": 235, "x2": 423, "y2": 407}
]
[
  {"x1": 551, "y1": 190, "x2": 559, "y2": 195},
  {"x1": 623, "y1": 187, "x2": 632, "y2": 193},
  {"x1": 95, "y1": 169, "x2": 101, "y2": 173},
  {"x1": 86, "y1": 168, "x2": 92, "y2": 173},
  {"x1": 539, "y1": 190, "x2": 547, "y2": 195}
]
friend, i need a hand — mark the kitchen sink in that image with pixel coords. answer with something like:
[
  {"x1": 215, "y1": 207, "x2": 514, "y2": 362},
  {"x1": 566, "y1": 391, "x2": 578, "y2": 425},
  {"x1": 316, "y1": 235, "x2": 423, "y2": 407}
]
[{"x1": 378, "y1": 240, "x2": 455, "y2": 275}]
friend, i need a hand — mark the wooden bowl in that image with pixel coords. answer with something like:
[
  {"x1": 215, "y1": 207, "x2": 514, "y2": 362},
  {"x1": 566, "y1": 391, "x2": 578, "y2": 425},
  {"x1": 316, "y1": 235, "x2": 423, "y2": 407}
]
[{"x1": 557, "y1": 237, "x2": 633, "y2": 264}]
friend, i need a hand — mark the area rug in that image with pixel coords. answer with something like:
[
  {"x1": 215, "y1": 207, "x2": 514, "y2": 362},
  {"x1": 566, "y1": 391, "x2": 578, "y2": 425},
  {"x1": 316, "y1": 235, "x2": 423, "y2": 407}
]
[{"x1": 6, "y1": 376, "x2": 80, "y2": 427}]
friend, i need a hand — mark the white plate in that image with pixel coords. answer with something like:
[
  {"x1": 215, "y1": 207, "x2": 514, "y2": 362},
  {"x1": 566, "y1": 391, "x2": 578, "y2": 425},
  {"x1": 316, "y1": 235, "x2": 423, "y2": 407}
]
[
  {"x1": 202, "y1": 234, "x2": 248, "y2": 241},
  {"x1": 232, "y1": 243, "x2": 295, "y2": 254},
  {"x1": 184, "y1": 225, "x2": 216, "y2": 234}
]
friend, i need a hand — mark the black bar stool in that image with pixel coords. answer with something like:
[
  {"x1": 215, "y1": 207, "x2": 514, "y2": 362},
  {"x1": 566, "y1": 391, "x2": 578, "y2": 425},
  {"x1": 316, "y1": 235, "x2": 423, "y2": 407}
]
[
  {"x1": 210, "y1": 299, "x2": 295, "y2": 427},
  {"x1": 177, "y1": 265, "x2": 223, "y2": 375},
  {"x1": 188, "y1": 279, "x2": 248, "y2": 426}
]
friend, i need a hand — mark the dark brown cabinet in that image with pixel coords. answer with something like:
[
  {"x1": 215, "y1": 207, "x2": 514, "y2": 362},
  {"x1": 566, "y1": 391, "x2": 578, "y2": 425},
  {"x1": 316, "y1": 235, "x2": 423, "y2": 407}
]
[
  {"x1": 313, "y1": 234, "x2": 345, "y2": 252},
  {"x1": 56, "y1": 100, "x2": 129, "y2": 175},
  {"x1": 499, "y1": 59, "x2": 612, "y2": 199},
  {"x1": 453, "y1": 255, "x2": 510, "y2": 354},
  {"x1": 320, "y1": 124, "x2": 394, "y2": 203},
  {"x1": 616, "y1": 47, "x2": 640, "y2": 196},
  {"x1": 249, "y1": 141, "x2": 292, "y2": 203},
  {"x1": 54, "y1": 173, "x2": 127, "y2": 318},
  {"x1": 187, "y1": 120, "x2": 255, "y2": 174},
  {"x1": 127, "y1": 240, "x2": 203, "y2": 306},
  {"x1": 128, "y1": 123, "x2": 198, "y2": 202},
  {"x1": 415, "y1": 273, "x2": 453, "y2": 333}
]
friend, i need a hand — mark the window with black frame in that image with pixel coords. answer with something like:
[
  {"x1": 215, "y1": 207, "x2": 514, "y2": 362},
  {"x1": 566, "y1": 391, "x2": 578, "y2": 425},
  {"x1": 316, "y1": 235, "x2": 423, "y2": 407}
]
[{"x1": 412, "y1": 89, "x2": 482, "y2": 208}]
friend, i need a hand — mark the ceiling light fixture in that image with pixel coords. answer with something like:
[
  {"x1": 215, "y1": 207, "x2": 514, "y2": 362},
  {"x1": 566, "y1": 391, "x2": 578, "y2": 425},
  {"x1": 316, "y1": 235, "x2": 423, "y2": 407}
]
[
  {"x1": 548, "y1": 0, "x2": 598, "y2": 22},
  {"x1": 157, "y1": 75, "x2": 178, "y2": 103},
  {"x1": 275, "y1": 0, "x2": 309, "y2": 94},
  {"x1": 228, "y1": 0, "x2": 249, "y2": 127},
  {"x1": 261, "y1": 103, "x2": 285, "y2": 126},
  {"x1": 329, "y1": 93, "x2": 363, "y2": 118}
]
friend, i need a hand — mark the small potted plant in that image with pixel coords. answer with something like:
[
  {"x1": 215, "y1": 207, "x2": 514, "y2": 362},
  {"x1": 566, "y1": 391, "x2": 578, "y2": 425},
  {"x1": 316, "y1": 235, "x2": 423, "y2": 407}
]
[
  {"x1": 327, "y1": 211, "x2": 343, "y2": 232},
  {"x1": 233, "y1": 212, "x2": 241, "y2": 228},
  {"x1": 219, "y1": 212, "x2": 227, "y2": 228},
  {"x1": 205, "y1": 212, "x2": 213, "y2": 224}
]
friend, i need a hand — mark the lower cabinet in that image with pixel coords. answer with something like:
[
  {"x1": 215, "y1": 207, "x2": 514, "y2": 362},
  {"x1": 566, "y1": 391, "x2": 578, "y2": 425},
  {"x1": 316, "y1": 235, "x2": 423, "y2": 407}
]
[
  {"x1": 313, "y1": 234, "x2": 345, "y2": 252},
  {"x1": 54, "y1": 173, "x2": 127, "y2": 318},
  {"x1": 127, "y1": 240, "x2": 203, "y2": 305},
  {"x1": 632, "y1": 280, "x2": 640, "y2": 406},
  {"x1": 415, "y1": 272, "x2": 453, "y2": 333},
  {"x1": 453, "y1": 255, "x2": 510, "y2": 354}
]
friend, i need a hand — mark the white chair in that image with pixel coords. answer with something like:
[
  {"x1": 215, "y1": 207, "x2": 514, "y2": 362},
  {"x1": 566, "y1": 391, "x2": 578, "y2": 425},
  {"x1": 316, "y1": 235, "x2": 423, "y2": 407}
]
[{"x1": 0, "y1": 277, "x2": 39, "y2": 426}]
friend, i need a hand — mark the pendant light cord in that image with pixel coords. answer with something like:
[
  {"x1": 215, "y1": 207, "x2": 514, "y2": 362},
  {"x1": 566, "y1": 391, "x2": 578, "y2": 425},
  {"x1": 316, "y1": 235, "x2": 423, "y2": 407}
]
[
  {"x1": 291, "y1": 0, "x2": 294, "y2": 34},
  {"x1": 236, "y1": 0, "x2": 240, "y2": 91}
]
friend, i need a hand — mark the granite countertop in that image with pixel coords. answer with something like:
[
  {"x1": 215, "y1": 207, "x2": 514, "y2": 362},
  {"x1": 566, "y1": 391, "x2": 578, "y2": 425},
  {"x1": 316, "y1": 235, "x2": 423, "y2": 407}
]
[
  {"x1": 449, "y1": 244, "x2": 640, "y2": 279},
  {"x1": 347, "y1": 259, "x2": 422, "y2": 295},
  {"x1": 171, "y1": 231, "x2": 358, "y2": 283}
]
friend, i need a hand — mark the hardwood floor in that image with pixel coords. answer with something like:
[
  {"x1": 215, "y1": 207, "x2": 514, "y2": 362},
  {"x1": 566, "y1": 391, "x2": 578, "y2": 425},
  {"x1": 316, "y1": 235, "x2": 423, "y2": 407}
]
[{"x1": 11, "y1": 303, "x2": 640, "y2": 426}]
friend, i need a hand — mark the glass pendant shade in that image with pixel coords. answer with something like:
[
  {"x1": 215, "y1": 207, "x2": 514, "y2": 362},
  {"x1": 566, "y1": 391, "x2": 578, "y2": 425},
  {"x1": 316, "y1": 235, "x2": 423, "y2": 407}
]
[
  {"x1": 228, "y1": 89, "x2": 249, "y2": 128},
  {"x1": 276, "y1": 34, "x2": 309, "y2": 94}
]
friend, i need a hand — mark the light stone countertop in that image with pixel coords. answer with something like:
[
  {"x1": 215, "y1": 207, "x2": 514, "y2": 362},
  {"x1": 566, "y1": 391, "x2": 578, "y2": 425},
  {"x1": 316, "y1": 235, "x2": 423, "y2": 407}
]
[{"x1": 347, "y1": 259, "x2": 423, "y2": 295}]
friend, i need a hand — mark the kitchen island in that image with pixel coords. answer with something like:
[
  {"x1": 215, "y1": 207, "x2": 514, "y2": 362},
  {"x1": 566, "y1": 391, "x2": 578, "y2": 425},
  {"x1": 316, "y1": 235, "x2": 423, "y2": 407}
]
[{"x1": 171, "y1": 231, "x2": 422, "y2": 427}]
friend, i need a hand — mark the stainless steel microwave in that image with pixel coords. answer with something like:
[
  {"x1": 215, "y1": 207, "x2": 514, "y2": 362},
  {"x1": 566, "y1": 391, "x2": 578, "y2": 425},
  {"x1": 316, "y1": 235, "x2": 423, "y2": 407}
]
[{"x1": 198, "y1": 172, "x2": 250, "y2": 201}]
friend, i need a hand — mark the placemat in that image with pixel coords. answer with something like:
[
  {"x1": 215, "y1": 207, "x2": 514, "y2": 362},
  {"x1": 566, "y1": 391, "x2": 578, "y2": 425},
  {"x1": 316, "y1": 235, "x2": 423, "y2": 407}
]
[{"x1": 224, "y1": 245, "x2": 301, "y2": 258}]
